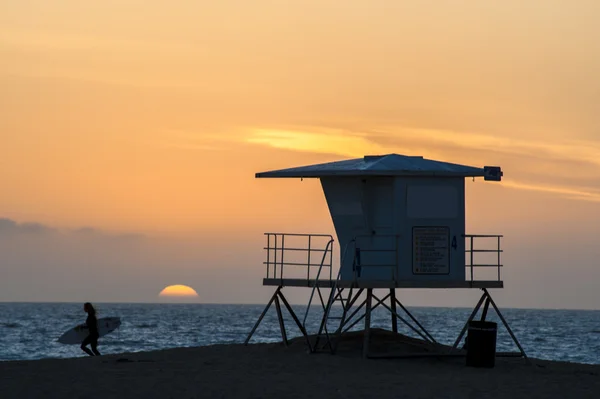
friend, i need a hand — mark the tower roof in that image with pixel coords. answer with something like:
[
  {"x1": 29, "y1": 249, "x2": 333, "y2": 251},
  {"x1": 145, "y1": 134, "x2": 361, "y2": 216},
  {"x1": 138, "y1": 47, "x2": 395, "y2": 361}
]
[{"x1": 256, "y1": 154, "x2": 502, "y2": 180}]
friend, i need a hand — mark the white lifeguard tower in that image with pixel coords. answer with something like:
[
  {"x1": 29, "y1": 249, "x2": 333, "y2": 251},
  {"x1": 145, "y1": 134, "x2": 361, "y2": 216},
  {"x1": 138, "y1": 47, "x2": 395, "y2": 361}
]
[{"x1": 245, "y1": 153, "x2": 526, "y2": 360}]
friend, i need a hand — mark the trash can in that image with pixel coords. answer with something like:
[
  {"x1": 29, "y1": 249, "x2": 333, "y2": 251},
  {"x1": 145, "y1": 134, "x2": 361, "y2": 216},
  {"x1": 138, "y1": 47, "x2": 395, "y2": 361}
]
[{"x1": 465, "y1": 320, "x2": 497, "y2": 368}]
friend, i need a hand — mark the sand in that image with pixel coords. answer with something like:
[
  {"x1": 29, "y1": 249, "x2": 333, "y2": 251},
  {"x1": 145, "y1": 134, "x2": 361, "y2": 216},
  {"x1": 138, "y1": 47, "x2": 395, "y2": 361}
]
[{"x1": 2, "y1": 330, "x2": 599, "y2": 399}]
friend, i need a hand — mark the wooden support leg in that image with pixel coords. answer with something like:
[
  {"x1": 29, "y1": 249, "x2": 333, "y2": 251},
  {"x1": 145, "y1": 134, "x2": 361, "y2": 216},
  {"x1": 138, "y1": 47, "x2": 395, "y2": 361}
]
[
  {"x1": 390, "y1": 289, "x2": 398, "y2": 333},
  {"x1": 363, "y1": 288, "x2": 373, "y2": 359}
]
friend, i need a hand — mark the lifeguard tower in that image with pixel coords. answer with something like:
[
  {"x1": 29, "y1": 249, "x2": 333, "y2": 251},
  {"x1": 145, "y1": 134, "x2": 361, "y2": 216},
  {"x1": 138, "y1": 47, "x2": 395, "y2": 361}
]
[{"x1": 245, "y1": 153, "x2": 526, "y2": 360}]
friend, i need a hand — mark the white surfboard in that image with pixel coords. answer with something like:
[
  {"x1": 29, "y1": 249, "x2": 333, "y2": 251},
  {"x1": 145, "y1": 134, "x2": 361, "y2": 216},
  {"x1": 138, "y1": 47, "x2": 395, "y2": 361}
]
[{"x1": 57, "y1": 317, "x2": 121, "y2": 345}]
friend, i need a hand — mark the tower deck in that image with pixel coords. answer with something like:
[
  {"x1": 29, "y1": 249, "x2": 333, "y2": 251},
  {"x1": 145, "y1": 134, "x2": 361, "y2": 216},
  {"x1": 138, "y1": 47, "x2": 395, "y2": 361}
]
[{"x1": 263, "y1": 278, "x2": 503, "y2": 289}]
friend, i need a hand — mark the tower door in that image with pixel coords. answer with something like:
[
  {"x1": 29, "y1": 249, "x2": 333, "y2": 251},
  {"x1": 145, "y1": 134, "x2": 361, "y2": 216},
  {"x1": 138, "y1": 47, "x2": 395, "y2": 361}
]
[{"x1": 357, "y1": 178, "x2": 397, "y2": 280}]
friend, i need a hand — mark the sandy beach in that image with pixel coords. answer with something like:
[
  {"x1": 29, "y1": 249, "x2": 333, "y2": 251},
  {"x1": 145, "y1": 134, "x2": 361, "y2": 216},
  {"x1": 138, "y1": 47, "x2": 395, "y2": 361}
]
[{"x1": 1, "y1": 330, "x2": 599, "y2": 399}]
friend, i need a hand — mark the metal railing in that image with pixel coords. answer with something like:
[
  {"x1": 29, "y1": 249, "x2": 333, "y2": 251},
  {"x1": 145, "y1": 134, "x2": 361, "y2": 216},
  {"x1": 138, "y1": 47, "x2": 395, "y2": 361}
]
[
  {"x1": 263, "y1": 232, "x2": 503, "y2": 283},
  {"x1": 264, "y1": 233, "x2": 334, "y2": 281},
  {"x1": 464, "y1": 234, "x2": 503, "y2": 282},
  {"x1": 302, "y1": 239, "x2": 355, "y2": 328},
  {"x1": 301, "y1": 234, "x2": 398, "y2": 329}
]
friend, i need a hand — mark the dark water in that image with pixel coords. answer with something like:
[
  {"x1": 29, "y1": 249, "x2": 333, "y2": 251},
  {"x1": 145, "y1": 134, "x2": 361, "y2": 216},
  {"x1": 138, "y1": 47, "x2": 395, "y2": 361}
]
[{"x1": 1, "y1": 302, "x2": 599, "y2": 364}]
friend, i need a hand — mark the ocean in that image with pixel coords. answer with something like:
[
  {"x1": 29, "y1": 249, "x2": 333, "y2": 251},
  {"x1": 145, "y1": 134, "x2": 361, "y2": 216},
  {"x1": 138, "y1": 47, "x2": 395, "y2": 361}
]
[{"x1": 1, "y1": 302, "x2": 599, "y2": 364}]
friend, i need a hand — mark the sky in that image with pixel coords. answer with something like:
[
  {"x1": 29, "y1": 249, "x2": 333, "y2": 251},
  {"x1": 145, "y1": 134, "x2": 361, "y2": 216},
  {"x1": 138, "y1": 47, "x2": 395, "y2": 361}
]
[{"x1": 1, "y1": 1, "x2": 600, "y2": 309}]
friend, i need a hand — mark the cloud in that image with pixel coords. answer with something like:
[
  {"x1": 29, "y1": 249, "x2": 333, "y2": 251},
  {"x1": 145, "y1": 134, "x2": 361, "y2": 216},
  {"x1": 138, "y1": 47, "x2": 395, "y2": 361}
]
[
  {"x1": 0, "y1": 218, "x2": 55, "y2": 234},
  {"x1": 244, "y1": 126, "x2": 600, "y2": 203},
  {"x1": 0, "y1": 217, "x2": 267, "y2": 303},
  {"x1": 0, "y1": 218, "x2": 146, "y2": 240},
  {"x1": 4, "y1": 213, "x2": 290, "y2": 305},
  {"x1": 71, "y1": 226, "x2": 146, "y2": 242},
  {"x1": 246, "y1": 128, "x2": 389, "y2": 158},
  {"x1": 501, "y1": 180, "x2": 600, "y2": 203}
]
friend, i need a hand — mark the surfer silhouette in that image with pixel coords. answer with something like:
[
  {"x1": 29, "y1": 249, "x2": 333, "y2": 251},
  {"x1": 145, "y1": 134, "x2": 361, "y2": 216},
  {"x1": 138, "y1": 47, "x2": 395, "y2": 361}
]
[{"x1": 80, "y1": 302, "x2": 101, "y2": 356}]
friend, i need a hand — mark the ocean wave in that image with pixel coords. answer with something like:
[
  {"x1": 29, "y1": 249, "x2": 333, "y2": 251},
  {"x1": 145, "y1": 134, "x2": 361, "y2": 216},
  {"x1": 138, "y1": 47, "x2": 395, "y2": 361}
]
[
  {"x1": 135, "y1": 323, "x2": 158, "y2": 329},
  {"x1": 2, "y1": 303, "x2": 600, "y2": 364},
  {"x1": 100, "y1": 339, "x2": 146, "y2": 346}
]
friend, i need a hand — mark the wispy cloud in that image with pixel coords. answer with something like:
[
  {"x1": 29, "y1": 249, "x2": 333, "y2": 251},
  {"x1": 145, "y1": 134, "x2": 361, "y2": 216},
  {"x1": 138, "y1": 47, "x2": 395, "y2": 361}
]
[
  {"x1": 0, "y1": 218, "x2": 55, "y2": 234},
  {"x1": 502, "y1": 180, "x2": 600, "y2": 203},
  {"x1": 247, "y1": 126, "x2": 600, "y2": 167},
  {"x1": 0, "y1": 218, "x2": 146, "y2": 239},
  {"x1": 372, "y1": 127, "x2": 600, "y2": 169},
  {"x1": 246, "y1": 128, "x2": 388, "y2": 157},
  {"x1": 245, "y1": 126, "x2": 600, "y2": 202}
]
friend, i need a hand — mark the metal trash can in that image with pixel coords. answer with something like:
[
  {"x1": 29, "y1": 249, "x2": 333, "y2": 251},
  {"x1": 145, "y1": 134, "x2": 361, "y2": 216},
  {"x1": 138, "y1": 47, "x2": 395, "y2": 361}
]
[{"x1": 466, "y1": 321, "x2": 497, "y2": 368}]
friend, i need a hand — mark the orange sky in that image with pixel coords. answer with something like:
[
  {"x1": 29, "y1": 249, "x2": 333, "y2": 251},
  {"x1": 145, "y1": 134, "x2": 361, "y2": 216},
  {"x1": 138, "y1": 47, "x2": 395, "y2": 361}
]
[{"x1": 1, "y1": 1, "x2": 600, "y2": 307}]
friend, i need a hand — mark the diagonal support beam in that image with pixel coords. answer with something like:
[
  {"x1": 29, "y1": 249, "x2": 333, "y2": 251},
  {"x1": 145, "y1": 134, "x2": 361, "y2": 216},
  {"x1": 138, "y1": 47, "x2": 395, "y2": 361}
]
[
  {"x1": 245, "y1": 287, "x2": 313, "y2": 351},
  {"x1": 339, "y1": 288, "x2": 364, "y2": 327},
  {"x1": 317, "y1": 287, "x2": 326, "y2": 311},
  {"x1": 390, "y1": 289, "x2": 398, "y2": 333},
  {"x1": 277, "y1": 290, "x2": 312, "y2": 351},
  {"x1": 480, "y1": 297, "x2": 491, "y2": 321},
  {"x1": 450, "y1": 289, "x2": 528, "y2": 362},
  {"x1": 363, "y1": 289, "x2": 373, "y2": 359},
  {"x1": 482, "y1": 289, "x2": 528, "y2": 360},
  {"x1": 245, "y1": 287, "x2": 280, "y2": 345},
  {"x1": 341, "y1": 291, "x2": 387, "y2": 333},
  {"x1": 313, "y1": 284, "x2": 339, "y2": 353},
  {"x1": 341, "y1": 299, "x2": 367, "y2": 333},
  {"x1": 450, "y1": 290, "x2": 488, "y2": 352},
  {"x1": 274, "y1": 294, "x2": 288, "y2": 346},
  {"x1": 394, "y1": 298, "x2": 438, "y2": 344},
  {"x1": 373, "y1": 293, "x2": 434, "y2": 344}
]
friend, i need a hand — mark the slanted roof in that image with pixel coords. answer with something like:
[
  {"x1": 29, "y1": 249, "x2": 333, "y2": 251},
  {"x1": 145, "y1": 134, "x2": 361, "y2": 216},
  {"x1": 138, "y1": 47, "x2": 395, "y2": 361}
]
[{"x1": 256, "y1": 154, "x2": 502, "y2": 180}]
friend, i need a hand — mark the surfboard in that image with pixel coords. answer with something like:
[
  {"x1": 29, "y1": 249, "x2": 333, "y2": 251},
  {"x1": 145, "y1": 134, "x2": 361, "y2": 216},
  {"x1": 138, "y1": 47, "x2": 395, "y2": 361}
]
[{"x1": 57, "y1": 317, "x2": 121, "y2": 345}]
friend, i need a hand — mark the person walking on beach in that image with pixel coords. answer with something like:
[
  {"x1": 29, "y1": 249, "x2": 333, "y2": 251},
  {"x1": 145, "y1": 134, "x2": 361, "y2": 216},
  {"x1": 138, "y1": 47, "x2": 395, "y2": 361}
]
[{"x1": 80, "y1": 302, "x2": 101, "y2": 356}]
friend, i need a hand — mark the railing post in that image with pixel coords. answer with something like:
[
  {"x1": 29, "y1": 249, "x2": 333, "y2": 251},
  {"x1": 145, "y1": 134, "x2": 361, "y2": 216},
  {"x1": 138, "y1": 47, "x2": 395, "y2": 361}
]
[
  {"x1": 497, "y1": 236, "x2": 501, "y2": 281},
  {"x1": 280, "y1": 234, "x2": 285, "y2": 283},
  {"x1": 266, "y1": 234, "x2": 271, "y2": 278},
  {"x1": 307, "y1": 235, "x2": 311, "y2": 281},
  {"x1": 274, "y1": 234, "x2": 278, "y2": 279},
  {"x1": 329, "y1": 238, "x2": 342, "y2": 280},
  {"x1": 470, "y1": 236, "x2": 474, "y2": 282},
  {"x1": 329, "y1": 241, "x2": 333, "y2": 280}
]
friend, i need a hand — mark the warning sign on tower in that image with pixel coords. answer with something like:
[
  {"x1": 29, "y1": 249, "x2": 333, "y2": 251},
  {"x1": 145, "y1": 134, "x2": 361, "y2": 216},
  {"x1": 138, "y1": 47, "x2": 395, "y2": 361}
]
[{"x1": 412, "y1": 227, "x2": 450, "y2": 274}]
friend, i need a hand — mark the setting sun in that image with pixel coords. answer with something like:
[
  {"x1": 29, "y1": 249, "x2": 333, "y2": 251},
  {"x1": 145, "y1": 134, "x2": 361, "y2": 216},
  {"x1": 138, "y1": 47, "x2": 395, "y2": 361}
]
[{"x1": 158, "y1": 285, "x2": 199, "y2": 298}]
